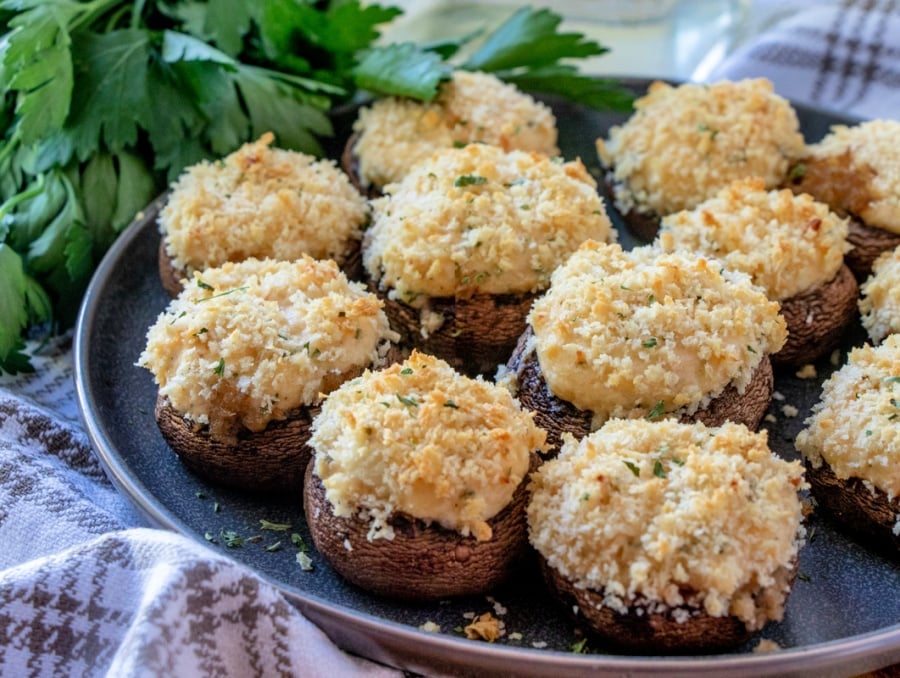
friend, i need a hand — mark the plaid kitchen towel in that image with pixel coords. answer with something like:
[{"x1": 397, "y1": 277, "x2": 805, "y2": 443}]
[
  {"x1": 708, "y1": 0, "x2": 900, "y2": 120},
  {"x1": 0, "y1": 335, "x2": 400, "y2": 677}
]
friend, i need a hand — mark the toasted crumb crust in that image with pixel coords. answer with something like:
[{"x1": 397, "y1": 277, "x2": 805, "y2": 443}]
[
  {"x1": 363, "y1": 143, "x2": 613, "y2": 300},
  {"x1": 658, "y1": 178, "x2": 850, "y2": 300},
  {"x1": 138, "y1": 257, "x2": 396, "y2": 442},
  {"x1": 597, "y1": 79, "x2": 804, "y2": 217},
  {"x1": 860, "y1": 245, "x2": 900, "y2": 343},
  {"x1": 795, "y1": 335, "x2": 900, "y2": 498},
  {"x1": 528, "y1": 241, "x2": 787, "y2": 422},
  {"x1": 798, "y1": 120, "x2": 900, "y2": 235},
  {"x1": 351, "y1": 70, "x2": 559, "y2": 188},
  {"x1": 310, "y1": 351, "x2": 547, "y2": 541},
  {"x1": 527, "y1": 418, "x2": 806, "y2": 630},
  {"x1": 160, "y1": 133, "x2": 368, "y2": 272}
]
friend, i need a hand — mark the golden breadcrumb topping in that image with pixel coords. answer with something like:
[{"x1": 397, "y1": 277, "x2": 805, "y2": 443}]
[
  {"x1": 364, "y1": 143, "x2": 613, "y2": 301},
  {"x1": 659, "y1": 178, "x2": 850, "y2": 300},
  {"x1": 310, "y1": 351, "x2": 547, "y2": 541},
  {"x1": 859, "y1": 245, "x2": 900, "y2": 343},
  {"x1": 796, "y1": 334, "x2": 900, "y2": 497},
  {"x1": 597, "y1": 79, "x2": 804, "y2": 216},
  {"x1": 528, "y1": 418, "x2": 806, "y2": 629},
  {"x1": 138, "y1": 257, "x2": 396, "y2": 441},
  {"x1": 529, "y1": 241, "x2": 787, "y2": 421},
  {"x1": 160, "y1": 133, "x2": 368, "y2": 271},
  {"x1": 803, "y1": 120, "x2": 900, "y2": 234},
  {"x1": 352, "y1": 70, "x2": 559, "y2": 188}
]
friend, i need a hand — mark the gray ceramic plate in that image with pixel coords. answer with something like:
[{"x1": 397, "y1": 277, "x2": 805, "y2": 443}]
[{"x1": 74, "y1": 81, "x2": 900, "y2": 677}]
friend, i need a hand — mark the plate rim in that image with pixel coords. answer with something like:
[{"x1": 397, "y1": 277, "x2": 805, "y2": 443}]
[{"x1": 73, "y1": 90, "x2": 900, "y2": 677}]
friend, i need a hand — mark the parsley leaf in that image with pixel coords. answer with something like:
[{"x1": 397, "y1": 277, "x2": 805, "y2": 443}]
[{"x1": 354, "y1": 42, "x2": 451, "y2": 101}]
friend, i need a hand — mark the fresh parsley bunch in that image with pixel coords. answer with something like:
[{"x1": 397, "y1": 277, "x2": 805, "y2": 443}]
[{"x1": 0, "y1": 0, "x2": 629, "y2": 374}]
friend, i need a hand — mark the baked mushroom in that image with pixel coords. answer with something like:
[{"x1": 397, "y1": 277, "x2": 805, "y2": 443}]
[
  {"x1": 158, "y1": 133, "x2": 368, "y2": 296},
  {"x1": 363, "y1": 143, "x2": 614, "y2": 376},
  {"x1": 657, "y1": 178, "x2": 857, "y2": 366},
  {"x1": 304, "y1": 351, "x2": 547, "y2": 600},
  {"x1": 859, "y1": 244, "x2": 900, "y2": 343},
  {"x1": 505, "y1": 241, "x2": 787, "y2": 454},
  {"x1": 527, "y1": 418, "x2": 807, "y2": 652},
  {"x1": 138, "y1": 256, "x2": 398, "y2": 494},
  {"x1": 344, "y1": 70, "x2": 559, "y2": 196},
  {"x1": 786, "y1": 119, "x2": 900, "y2": 280},
  {"x1": 795, "y1": 335, "x2": 900, "y2": 556},
  {"x1": 597, "y1": 79, "x2": 805, "y2": 242}
]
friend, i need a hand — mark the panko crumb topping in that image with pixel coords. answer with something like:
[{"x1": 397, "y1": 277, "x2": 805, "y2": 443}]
[
  {"x1": 859, "y1": 245, "x2": 900, "y2": 343},
  {"x1": 597, "y1": 79, "x2": 804, "y2": 217},
  {"x1": 160, "y1": 133, "x2": 368, "y2": 271},
  {"x1": 796, "y1": 334, "x2": 900, "y2": 498},
  {"x1": 528, "y1": 241, "x2": 787, "y2": 422},
  {"x1": 138, "y1": 257, "x2": 396, "y2": 441},
  {"x1": 363, "y1": 143, "x2": 614, "y2": 301},
  {"x1": 527, "y1": 419, "x2": 806, "y2": 630},
  {"x1": 310, "y1": 351, "x2": 547, "y2": 542},
  {"x1": 352, "y1": 70, "x2": 559, "y2": 188},
  {"x1": 801, "y1": 119, "x2": 900, "y2": 234},
  {"x1": 659, "y1": 178, "x2": 850, "y2": 300}
]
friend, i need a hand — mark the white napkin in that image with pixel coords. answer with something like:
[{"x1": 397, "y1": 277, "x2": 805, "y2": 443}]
[
  {"x1": 0, "y1": 335, "x2": 400, "y2": 677},
  {"x1": 708, "y1": 0, "x2": 900, "y2": 120}
]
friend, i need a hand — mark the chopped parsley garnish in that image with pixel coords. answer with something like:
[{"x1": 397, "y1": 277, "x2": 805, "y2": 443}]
[
  {"x1": 623, "y1": 460, "x2": 640, "y2": 477},
  {"x1": 296, "y1": 552, "x2": 314, "y2": 571},
  {"x1": 265, "y1": 541, "x2": 282, "y2": 553},
  {"x1": 260, "y1": 519, "x2": 292, "y2": 531},
  {"x1": 647, "y1": 400, "x2": 666, "y2": 420},
  {"x1": 396, "y1": 393, "x2": 419, "y2": 407},
  {"x1": 221, "y1": 530, "x2": 243, "y2": 548},
  {"x1": 571, "y1": 638, "x2": 588, "y2": 654},
  {"x1": 642, "y1": 337, "x2": 658, "y2": 349},
  {"x1": 788, "y1": 163, "x2": 807, "y2": 181},
  {"x1": 648, "y1": 294, "x2": 656, "y2": 305},
  {"x1": 196, "y1": 286, "x2": 249, "y2": 302},
  {"x1": 291, "y1": 533, "x2": 309, "y2": 552},
  {"x1": 454, "y1": 174, "x2": 487, "y2": 187},
  {"x1": 196, "y1": 279, "x2": 214, "y2": 291},
  {"x1": 747, "y1": 345, "x2": 757, "y2": 354},
  {"x1": 883, "y1": 376, "x2": 900, "y2": 383},
  {"x1": 798, "y1": 572, "x2": 811, "y2": 583},
  {"x1": 653, "y1": 459, "x2": 667, "y2": 478},
  {"x1": 444, "y1": 399, "x2": 459, "y2": 409},
  {"x1": 400, "y1": 367, "x2": 414, "y2": 375},
  {"x1": 213, "y1": 358, "x2": 225, "y2": 376}
]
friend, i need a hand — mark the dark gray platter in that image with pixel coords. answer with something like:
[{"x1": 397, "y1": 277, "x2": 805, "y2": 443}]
[{"x1": 74, "y1": 80, "x2": 900, "y2": 677}]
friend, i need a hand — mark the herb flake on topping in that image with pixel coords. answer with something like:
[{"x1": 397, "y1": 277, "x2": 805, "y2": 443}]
[
  {"x1": 444, "y1": 399, "x2": 459, "y2": 409},
  {"x1": 196, "y1": 279, "x2": 214, "y2": 291},
  {"x1": 642, "y1": 337, "x2": 658, "y2": 349},
  {"x1": 196, "y1": 286, "x2": 249, "y2": 302},
  {"x1": 623, "y1": 460, "x2": 640, "y2": 477},
  {"x1": 647, "y1": 400, "x2": 666, "y2": 420},
  {"x1": 213, "y1": 358, "x2": 225, "y2": 376},
  {"x1": 454, "y1": 174, "x2": 488, "y2": 188},
  {"x1": 571, "y1": 638, "x2": 589, "y2": 654},
  {"x1": 653, "y1": 459, "x2": 667, "y2": 478},
  {"x1": 396, "y1": 393, "x2": 419, "y2": 407},
  {"x1": 400, "y1": 367, "x2": 414, "y2": 375}
]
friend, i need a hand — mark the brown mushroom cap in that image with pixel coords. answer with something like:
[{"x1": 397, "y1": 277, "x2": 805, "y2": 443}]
[
  {"x1": 155, "y1": 393, "x2": 317, "y2": 494},
  {"x1": 845, "y1": 219, "x2": 900, "y2": 282},
  {"x1": 507, "y1": 326, "x2": 774, "y2": 455},
  {"x1": 538, "y1": 554, "x2": 797, "y2": 653},
  {"x1": 773, "y1": 263, "x2": 859, "y2": 367},
  {"x1": 341, "y1": 132, "x2": 382, "y2": 199},
  {"x1": 604, "y1": 174, "x2": 661, "y2": 243},
  {"x1": 805, "y1": 456, "x2": 900, "y2": 558},
  {"x1": 373, "y1": 280, "x2": 535, "y2": 377},
  {"x1": 303, "y1": 453, "x2": 537, "y2": 601},
  {"x1": 158, "y1": 236, "x2": 365, "y2": 297}
]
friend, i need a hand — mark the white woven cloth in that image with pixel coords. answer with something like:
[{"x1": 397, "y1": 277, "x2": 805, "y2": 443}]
[
  {"x1": 0, "y1": 334, "x2": 399, "y2": 677},
  {"x1": 709, "y1": 0, "x2": 900, "y2": 120}
]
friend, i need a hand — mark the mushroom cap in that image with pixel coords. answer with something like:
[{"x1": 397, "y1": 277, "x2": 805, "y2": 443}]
[
  {"x1": 303, "y1": 455, "x2": 536, "y2": 600},
  {"x1": 773, "y1": 263, "x2": 859, "y2": 366},
  {"x1": 845, "y1": 218, "x2": 900, "y2": 281},
  {"x1": 538, "y1": 554, "x2": 797, "y2": 652},
  {"x1": 372, "y1": 280, "x2": 535, "y2": 377},
  {"x1": 506, "y1": 326, "x2": 775, "y2": 455},
  {"x1": 604, "y1": 173, "x2": 661, "y2": 242},
  {"x1": 155, "y1": 393, "x2": 316, "y2": 494},
  {"x1": 341, "y1": 131, "x2": 382, "y2": 199},
  {"x1": 804, "y1": 456, "x2": 900, "y2": 558}
]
